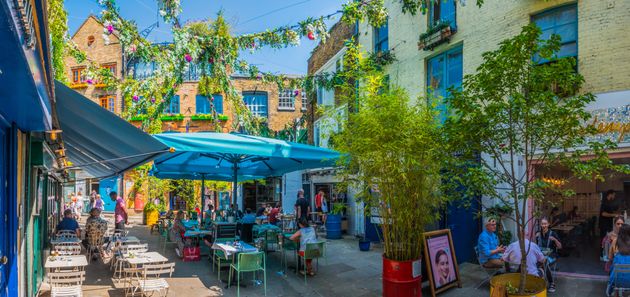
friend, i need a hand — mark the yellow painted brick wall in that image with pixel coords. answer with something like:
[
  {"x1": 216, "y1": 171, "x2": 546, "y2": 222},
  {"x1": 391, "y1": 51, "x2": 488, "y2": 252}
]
[
  {"x1": 64, "y1": 16, "x2": 123, "y2": 114},
  {"x1": 359, "y1": 0, "x2": 630, "y2": 101}
]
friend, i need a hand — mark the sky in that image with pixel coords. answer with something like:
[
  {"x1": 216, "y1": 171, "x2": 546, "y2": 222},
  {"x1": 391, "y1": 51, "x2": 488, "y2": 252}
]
[{"x1": 64, "y1": 0, "x2": 346, "y2": 75}]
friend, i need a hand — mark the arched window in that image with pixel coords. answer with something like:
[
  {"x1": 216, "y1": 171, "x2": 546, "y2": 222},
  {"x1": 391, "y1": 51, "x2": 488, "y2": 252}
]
[{"x1": 87, "y1": 35, "x2": 95, "y2": 47}]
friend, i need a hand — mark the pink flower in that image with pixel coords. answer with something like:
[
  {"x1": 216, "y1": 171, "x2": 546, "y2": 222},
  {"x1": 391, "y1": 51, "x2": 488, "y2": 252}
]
[
  {"x1": 132, "y1": 95, "x2": 139, "y2": 102},
  {"x1": 208, "y1": 57, "x2": 214, "y2": 64},
  {"x1": 150, "y1": 98, "x2": 156, "y2": 103},
  {"x1": 256, "y1": 74, "x2": 262, "y2": 80},
  {"x1": 130, "y1": 44, "x2": 137, "y2": 53},
  {"x1": 307, "y1": 31, "x2": 315, "y2": 40},
  {"x1": 106, "y1": 24, "x2": 114, "y2": 34},
  {"x1": 294, "y1": 90, "x2": 300, "y2": 96},
  {"x1": 86, "y1": 79, "x2": 93, "y2": 84},
  {"x1": 210, "y1": 96, "x2": 214, "y2": 102},
  {"x1": 185, "y1": 54, "x2": 192, "y2": 63}
]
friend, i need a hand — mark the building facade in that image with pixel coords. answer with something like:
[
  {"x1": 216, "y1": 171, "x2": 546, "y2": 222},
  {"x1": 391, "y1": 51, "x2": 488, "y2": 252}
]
[
  {"x1": 351, "y1": 0, "x2": 630, "y2": 266},
  {"x1": 65, "y1": 16, "x2": 309, "y2": 212}
]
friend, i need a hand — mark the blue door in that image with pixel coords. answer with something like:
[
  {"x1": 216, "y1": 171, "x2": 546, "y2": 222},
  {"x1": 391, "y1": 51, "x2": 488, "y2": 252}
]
[
  {"x1": 0, "y1": 125, "x2": 17, "y2": 296},
  {"x1": 99, "y1": 177, "x2": 118, "y2": 212},
  {"x1": 444, "y1": 196, "x2": 481, "y2": 264},
  {"x1": 0, "y1": 127, "x2": 8, "y2": 295}
]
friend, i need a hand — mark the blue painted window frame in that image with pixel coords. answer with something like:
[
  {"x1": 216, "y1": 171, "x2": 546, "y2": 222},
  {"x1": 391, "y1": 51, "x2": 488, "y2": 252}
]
[
  {"x1": 163, "y1": 95, "x2": 180, "y2": 114},
  {"x1": 429, "y1": 0, "x2": 456, "y2": 28},
  {"x1": 196, "y1": 94, "x2": 223, "y2": 114},
  {"x1": 426, "y1": 45, "x2": 463, "y2": 122},
  {"x1": 531, "y1": 4, "x2": 578, "y2": 63},
  {"x1": 373, "y1": 20, "x2": 388, "y2": 53},
  {"x1": 242, "y1": 91, "x2": 268, "y2": 118}
]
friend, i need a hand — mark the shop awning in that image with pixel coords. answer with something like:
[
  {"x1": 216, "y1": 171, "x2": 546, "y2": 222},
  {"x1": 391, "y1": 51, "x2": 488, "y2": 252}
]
[{"x1": 55, "y1": 81, "x2": 170, "y2": 178}]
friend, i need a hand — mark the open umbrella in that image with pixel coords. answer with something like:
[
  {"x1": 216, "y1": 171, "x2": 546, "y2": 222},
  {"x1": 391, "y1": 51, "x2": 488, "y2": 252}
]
[{"x1": 151, "y1": 132, "x2": 341, "y2": 209}]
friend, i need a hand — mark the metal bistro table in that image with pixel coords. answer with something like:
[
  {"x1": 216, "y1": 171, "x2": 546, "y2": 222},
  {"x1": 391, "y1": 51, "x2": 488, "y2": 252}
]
[
  {"x1": 124, "y1": 251, "x2": 168, "y2": 266},
  {"x1": 45, "y1": 255, "x2": 88, "y2": 272},
  {"x1": 211, "y1": 242, "x2": 258, "y2": 288}
]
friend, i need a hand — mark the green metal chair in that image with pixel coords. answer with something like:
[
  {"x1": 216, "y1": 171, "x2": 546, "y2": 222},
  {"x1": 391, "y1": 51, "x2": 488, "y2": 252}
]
[
  {"x1": 281, "y1": 236, "x2": 298, "y2": 274},
  {"x1": 264, "y1": 230, "x2": 279, "y2": 252},
  {"x1": 160, "y1": 220, "x2": 177, "y2": 253},
  {"x1": 228, "y1": 251, "x2": 266, "y2": 297},
  {"x1": 299, "y1": 241, "x2": 326, "y2": 284}
]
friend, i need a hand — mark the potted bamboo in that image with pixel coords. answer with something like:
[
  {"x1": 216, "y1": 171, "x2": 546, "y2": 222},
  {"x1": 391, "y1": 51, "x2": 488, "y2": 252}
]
[
  {"x1": 325, "y1": 203, "x2": 345, "y2": 239},
  {"x1": 442, "y1": 24, "x2": 626, "y2": 296},
  {"x1": 334, "y1": 86, "x2": 448, "y2": 297}
]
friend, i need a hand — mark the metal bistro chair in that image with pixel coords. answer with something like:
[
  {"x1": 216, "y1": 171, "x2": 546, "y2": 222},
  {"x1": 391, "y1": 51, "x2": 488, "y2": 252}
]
[
  {"x1": 281, "y1": 235, "x2": 298, "y2": 274},
  {"x1": 610, "y1": 264, "x2": 630, "y2": 297},
  {"x1": 114, "y1": 244, "x2": 149, "y2": 279},
  {"x1": 474, "y1": 246, "x2": 503, "y2": 289},
  {"x1": 298, "y1": 241, "x2": 326, "y2": 284},
  {"x1": 53, "y1": 243, "x2": 82, "y2": 256},
  {"x1": 228, "y1": 252, "x2": 266, "y2": 297},
  {"x1": 56, "y1": 230, "x2": 78, "y2": 239},
  {"x1": 264, "y1": 230, "x2": 280, "y2": 252},
  {"x1": 133, "y1": 262, "x2": 175, "y2": 297},
  {"x1": 48, "y1": 270, "x2": 86, "y2": 297},
  {"x1": 86, "y1": 229, "x2": 105, "y2": 263}
]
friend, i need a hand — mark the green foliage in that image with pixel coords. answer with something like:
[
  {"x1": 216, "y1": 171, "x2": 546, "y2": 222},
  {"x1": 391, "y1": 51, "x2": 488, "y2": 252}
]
[
  {"x1": 171, "y1": 179, "x2": 196, "y2": 212},
  {"x1": 330, "y1": 203, "x2": 346, "y2": 215},
  {"x1": 333, "y1": 86, "x2": 447, "y2": 262},
  {"x1": 401, "y1": 0, "x2": 485, "y2": 15},
  {"x1": 441, "y1": 23, "x2": 630, "y2": 293},
  {"x1": 159, "y1": 114, "x2": 184, "y2": 121},
  {"x1": 48, "y1": 0, "x2": 68, "y2": 82}
]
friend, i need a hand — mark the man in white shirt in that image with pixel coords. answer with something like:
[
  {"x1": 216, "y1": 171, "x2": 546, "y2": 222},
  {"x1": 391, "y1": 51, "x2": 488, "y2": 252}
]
[{"x1": 502, "y1": 239, "x2": 545, "y2": 276}]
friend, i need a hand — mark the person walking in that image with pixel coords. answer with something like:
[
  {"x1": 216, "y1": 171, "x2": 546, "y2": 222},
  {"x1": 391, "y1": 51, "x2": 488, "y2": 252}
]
[
  {"x1": 294, "y1": 189, "x2": 310, "y2": 221},
  {"x1": 110, "y1": 191, "x2": 128, "y2": 231},
  {"x1": 92, "y1": 194, "x2": 105, "y2": 211}
]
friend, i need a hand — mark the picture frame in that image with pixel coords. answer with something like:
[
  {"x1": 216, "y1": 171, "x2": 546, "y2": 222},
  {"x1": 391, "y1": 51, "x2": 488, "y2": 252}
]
[{"x1": 423, "y1": 229, "x2": 461, "y2": 297}]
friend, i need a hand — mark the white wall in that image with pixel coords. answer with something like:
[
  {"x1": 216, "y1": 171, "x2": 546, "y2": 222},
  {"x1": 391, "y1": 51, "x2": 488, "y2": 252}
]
[{"x1": 282, "y1": 170, "x2": 302, "y2": 213}]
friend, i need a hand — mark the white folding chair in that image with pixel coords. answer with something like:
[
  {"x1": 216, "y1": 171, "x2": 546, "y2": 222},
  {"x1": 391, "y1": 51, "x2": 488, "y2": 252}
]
[
  {"x1": 48, "y1": 270, "x2": 85, "y2": 297},
  {"x1": 133, "y1": 263, "x2": 175, "y2": 297},
  {"x1": 53, "y1": 243, "x2": 82, "y2": 256},
  {"x1": 113, "y1": 244, "x2": 149, "y2": 279}
]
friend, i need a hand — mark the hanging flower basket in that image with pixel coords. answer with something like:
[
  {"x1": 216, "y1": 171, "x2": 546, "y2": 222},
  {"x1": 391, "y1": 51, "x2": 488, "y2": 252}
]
[
  {"x1": 69, "y1": 82, "x2": 88, "y2": 89},
  {"x1": 418, "y1": 21, "x2": 455, "y2": 51},
  {"x1": 159, "y1": 114, "x2": 185, "y2": 121}
]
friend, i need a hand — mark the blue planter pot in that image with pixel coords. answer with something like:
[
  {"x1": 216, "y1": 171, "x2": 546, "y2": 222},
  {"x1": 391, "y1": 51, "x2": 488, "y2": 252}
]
[
  {"x1": 359, "y1": 240, "x2": 370, "y2": 251},
  {"x1": 325, "y1": 214, "x2": 342, "y2": 239}
]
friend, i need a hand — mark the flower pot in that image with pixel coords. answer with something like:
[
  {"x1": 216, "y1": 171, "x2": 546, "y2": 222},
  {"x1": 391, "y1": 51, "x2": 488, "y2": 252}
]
[
  {"x1": 134, "y1": 197, "x2": 145, "y2": 211},
  {"x1": 382, "y1": 256, "x2": 422, "y2": 297},
  {"x1": 144, "y1": 209, "x2": 159, "y2": 226},
  {"x1": 490, "y1": 273, "x2": 547, "y2": 297},
  {"x1": 359, "y1": 240, "x2": 371, "y2": 251},
  {"x1": 325, "y1": 214, "x2": 342, "y2": 239}
]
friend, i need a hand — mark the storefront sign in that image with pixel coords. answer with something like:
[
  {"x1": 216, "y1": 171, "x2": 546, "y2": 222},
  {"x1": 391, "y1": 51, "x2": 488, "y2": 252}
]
[{"x1": 589, "y1": 104, "x2": 630, "y2": 143}]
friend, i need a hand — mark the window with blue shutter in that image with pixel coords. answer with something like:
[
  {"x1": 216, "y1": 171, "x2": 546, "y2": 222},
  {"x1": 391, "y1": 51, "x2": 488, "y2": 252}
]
[
  {"x1": 242, "y1": 91, "x2": 268, "y2": 118},
  {"x1": 532, "y1": 4, "x2": 577, "y2": 62},
  {"x1": 429, "y1": 0, "x2": 456, "y2": 28},
  {"x1": 196, "y1": 94, "x2": 223, "y2": 114},
  {"x1": 163, "y1": 95, "x2": 180, "y2": 114},
  {"x1": 426, "y1": 46, "x2": 463, "y2": 122},
  {"x1": 373, "y1": 20, "x2": 389, "y2": 53}
]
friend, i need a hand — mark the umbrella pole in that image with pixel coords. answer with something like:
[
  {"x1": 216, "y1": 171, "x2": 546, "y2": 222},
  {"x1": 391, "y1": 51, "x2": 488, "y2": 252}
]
[
  {"x1": 232, "y1": 163, "x2": 238, "y2": 212},
  {"x1": 201, "y1": 173, "x2": 205, "y2": 224}
]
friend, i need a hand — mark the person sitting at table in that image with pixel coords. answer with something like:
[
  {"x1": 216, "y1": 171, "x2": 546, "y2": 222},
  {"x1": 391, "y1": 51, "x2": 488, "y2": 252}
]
[
  {"x1": 265, "y1": 203, "x2": 272, "y2": 215},
  {"x1": 203, "y1": 205, "x2": 215, "y2": 228},
  {"x1": 268, "y1": 205, "x2": 280, "y2": 226},
  {"x1": 241, "y1": 208, "x2": 257, "y2": 224},
  {"x1": 606, "y1": 216, "x2": 626, "y2": 270},
  {"x1": 535, "y1": 217, "x2": 561, "y2": 292},
  {"x1": 57, "y1": 209, "x2": 81, "y2": 238},
  {"x1": 83, "y1": 208, "x2": 108, "y2": 261},
  {"x1": 290, "y1": 217, "x2": 318, "y2": 276},
  {"x1": 549, "y1": 207, "x2": 561, "y2": 227},
  {"x1": 172, "y1": 211, "x2": 187, "y2": 237},
  {"x1": 256, "y1": 205, "x2": 266, "y2": 217},
  {"x1": 502, "y1": 239, "x2": 546, "y2": 277},
  {"x1": 607, "y1": 224, "x2": 630, "y2": 296},
  {"x1": 477, "y1": 218, "x2": 506, "y2": 269}
]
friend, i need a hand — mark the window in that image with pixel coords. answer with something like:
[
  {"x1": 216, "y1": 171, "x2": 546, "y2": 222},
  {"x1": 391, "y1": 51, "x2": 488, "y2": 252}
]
[
  {"x1": 71, "y1": 67, "x2": 86, "y2": 83},
  {"x1": 426, "y1": 46, "x2": 463, "y2": 121},
  {"x1": 87, "y1": 35, "x2": 95, "y2": 47},
  {"x1": 429, "y1": 0, "x2": 456, "y2": 27},
  {"x1": 316, "y1": 84, "x2": 334, "y2": 106},
  {"x1": 133, "y1": 62, "x2": 156, "y2": 80},
  {"x1": 301, "y1": 89, "x2": 307, "y2": 111},
  {"x1": 102, "y1": 63, "x2": 117, "y2": 77},
  {"x1": 99, "y1": 95, "x2": 115, "y2": 112},
  {"x1": 532, "y1": 4, "x2": 577, "y2": 61},
  {"x1": 373, "y1": 20, "x2": 388, "y2": 53},
  {"x1": 242, "y1": 91, "x2": 268, "y2": 117},
  {"x1": 278, "y1": 89, "x2": 295, "y2": 110},
  {"x1": 163, "y1": 95, "x2": 180, "y2": 114},
  {"x1": 196, "y1": 94, "x2": 223, "y2": 114}
]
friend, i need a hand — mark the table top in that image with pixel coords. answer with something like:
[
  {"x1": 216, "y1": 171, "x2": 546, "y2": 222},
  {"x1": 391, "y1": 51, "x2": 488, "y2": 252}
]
[
  {"x1": 45, "y1": 255, "x2": 88, "y2": 269},
  {"x1": 125, "y1": 252, "x2": 168, "y2": 265},
  {"x1": 183, "y1": 220, "x2": 199, "y2": 228},
  {"x1": 50, "y1": 237, "x2": 82, "y2": 245},
  {"x1": 212, "y1": 242, "x2": 258, "y2": 257},
  {"x1": 213, "y1": 221, "x2": 238, "y2": 226},
  {"x1": 114, "y1": 236, "x2": 140, "y2": 244},
  {"x1": 552, "y1": 225, "x2": 574, "y2": 232},
  {"x1": 184, "y1": 229, "x2": 214, "y2": 237}
]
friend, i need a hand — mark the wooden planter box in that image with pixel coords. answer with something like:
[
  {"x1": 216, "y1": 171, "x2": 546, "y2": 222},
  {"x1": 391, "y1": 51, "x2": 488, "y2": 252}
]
[{"x1": 418, "y1": 26, "x2": 454, "y2": 51}]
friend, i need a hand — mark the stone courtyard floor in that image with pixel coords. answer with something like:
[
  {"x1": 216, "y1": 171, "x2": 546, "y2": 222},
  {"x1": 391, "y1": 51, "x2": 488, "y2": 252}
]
[{"x1": 39, "y1": 214, "x2": 608, "y2": 296}]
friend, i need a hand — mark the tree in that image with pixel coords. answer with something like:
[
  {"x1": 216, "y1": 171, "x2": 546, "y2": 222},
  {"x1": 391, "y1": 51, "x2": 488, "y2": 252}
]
[
  {"x1": 333, "y1": 84, "x2": 447, "y2": 262},
  {"x1": 442, "y1": 24, "x2": 628, "y2": 293}
]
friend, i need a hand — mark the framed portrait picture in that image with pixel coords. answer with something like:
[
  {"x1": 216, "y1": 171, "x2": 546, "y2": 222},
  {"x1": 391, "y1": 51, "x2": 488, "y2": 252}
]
[{"x1": 423, "y1": 229, "x2": 461, "y2": 297}]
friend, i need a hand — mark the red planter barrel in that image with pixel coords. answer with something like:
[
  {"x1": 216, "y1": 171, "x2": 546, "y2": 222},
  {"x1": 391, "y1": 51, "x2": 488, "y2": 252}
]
[
  {"x1": 134, "y1": 198, "x2": 145, "y2": 211},
  {"x1": 382, "y1": 256, "x2": 422, "y2": 297}
]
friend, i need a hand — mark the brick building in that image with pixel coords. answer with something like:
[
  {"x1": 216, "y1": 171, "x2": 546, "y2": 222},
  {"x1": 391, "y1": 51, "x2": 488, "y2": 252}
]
[{"x1": 64, "y1": 16, "x2": 308, "y2": 212}]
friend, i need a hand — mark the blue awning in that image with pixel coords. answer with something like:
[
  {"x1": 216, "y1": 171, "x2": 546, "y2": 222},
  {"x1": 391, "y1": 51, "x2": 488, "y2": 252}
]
[{"x1": 55, "y1": 81, "x2": 170, "y2": 178}]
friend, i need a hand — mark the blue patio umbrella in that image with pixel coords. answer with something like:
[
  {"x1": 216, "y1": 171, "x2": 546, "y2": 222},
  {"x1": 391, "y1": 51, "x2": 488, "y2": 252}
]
[{"x1": 151, "y1": 132, "x2": 341, "y2": 209}]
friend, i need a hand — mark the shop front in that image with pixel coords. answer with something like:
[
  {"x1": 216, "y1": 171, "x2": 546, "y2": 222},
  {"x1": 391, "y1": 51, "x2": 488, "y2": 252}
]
[
  {"x1": 243, "y1": 177, "x2": 282, "y2": 212},
  {"x1": 532, "y1": 96, "x2": 630, "y2": 277}
]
